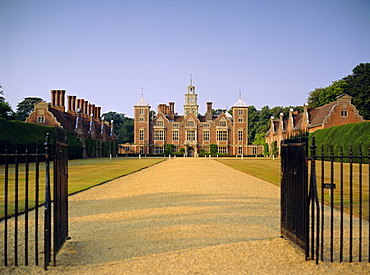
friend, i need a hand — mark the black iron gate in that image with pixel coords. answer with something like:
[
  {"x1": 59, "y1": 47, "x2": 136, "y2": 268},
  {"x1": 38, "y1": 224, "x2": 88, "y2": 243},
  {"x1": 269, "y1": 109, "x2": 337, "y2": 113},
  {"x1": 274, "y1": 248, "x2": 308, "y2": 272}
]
[
  {"x1": 1, "y1": 127, "x2": 69, "y2": 270},
  {"x1": 280, "y1": 137, "x2": 309, "y2": 258},
  {"x1": 52, "y1": 127, "x2": 69, "y2": 265},
  {"x1": 281, "y1": 136, "x2": 370, "y2": 263}
]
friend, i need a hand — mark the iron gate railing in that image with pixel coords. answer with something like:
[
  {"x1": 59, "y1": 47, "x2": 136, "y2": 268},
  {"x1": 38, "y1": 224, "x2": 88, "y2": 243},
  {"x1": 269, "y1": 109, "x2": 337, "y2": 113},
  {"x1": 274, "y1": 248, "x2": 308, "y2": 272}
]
[
  {"x1": 309, "y1": 137, "x2": 370, "y2": 263},
  {"x1": 281, "y1": 136, "x2": 370, "y2": 264},
  {"x1": 53, "y1": 127, "x2": 69, "y2": 265},
  {"x1": 1, "y1": 127, "x2": 69, "y2": 270},
  {"x1": 280, "y1": 137, "x2": 309, "y2": 258}
]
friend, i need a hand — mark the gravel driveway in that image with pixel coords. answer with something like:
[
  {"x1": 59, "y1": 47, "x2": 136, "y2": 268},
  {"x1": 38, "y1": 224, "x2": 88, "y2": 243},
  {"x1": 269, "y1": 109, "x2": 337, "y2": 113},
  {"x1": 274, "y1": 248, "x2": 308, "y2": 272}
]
[{"x1": 3, "y1": 158, "x2": 370, "y2": 274}]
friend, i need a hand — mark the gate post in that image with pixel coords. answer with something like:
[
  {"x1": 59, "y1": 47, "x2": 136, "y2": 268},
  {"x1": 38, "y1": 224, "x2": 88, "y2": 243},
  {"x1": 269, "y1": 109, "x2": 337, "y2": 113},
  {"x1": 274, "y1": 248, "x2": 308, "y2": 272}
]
[
  {"x1": 44, "y1": 133, "x2": 52, "y2": 270},
  {"x1": 309, "y1": 136, "x2": 320, "y2": 264}
]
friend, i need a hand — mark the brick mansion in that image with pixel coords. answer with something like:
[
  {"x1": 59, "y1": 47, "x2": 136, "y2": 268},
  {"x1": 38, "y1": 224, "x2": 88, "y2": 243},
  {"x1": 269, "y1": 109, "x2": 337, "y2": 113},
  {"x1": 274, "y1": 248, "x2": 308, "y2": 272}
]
[{"x1": 132, "y1": 81, "x2": 263, "y2": 156}]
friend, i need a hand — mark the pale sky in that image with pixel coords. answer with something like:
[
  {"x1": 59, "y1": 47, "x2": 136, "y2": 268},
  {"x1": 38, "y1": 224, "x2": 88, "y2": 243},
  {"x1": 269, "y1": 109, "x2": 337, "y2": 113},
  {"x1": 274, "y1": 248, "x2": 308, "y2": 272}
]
[{"x1": 1, "y1": 0, "x2": 369, "y2": 117}]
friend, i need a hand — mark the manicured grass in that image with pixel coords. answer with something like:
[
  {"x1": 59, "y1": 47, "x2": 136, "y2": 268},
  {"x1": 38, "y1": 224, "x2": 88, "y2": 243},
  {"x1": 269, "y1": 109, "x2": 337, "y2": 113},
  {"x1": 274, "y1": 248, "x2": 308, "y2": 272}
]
[
  {"x1": 217, "y1": 158, "x2": 369, "y2": 220},
  {"x1": 0, "y1": 157, "x2": 164, "y2": 219},
  {"x1": 216, "y1": 158, "x2": 282, "y2": 186},
  {"x1": 67, "y1": 158, "x2": 164, "y2": 194}
]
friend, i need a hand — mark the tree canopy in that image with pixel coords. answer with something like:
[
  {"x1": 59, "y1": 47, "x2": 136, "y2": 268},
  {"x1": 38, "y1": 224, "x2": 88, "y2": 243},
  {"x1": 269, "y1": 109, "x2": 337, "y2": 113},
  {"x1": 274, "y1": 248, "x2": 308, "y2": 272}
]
[
  {"x1": 248, "y1": 105, "x2": 303, "y2": 144},
  {"x1": 0, "y1": 86, "x2": 15, "y2": 119},
  {"x1": 307, "y1": 63, "x2": 370, "y2": 119},
  {"x1": 102, "y1": 111, "x2": 134, "y2": 144}
]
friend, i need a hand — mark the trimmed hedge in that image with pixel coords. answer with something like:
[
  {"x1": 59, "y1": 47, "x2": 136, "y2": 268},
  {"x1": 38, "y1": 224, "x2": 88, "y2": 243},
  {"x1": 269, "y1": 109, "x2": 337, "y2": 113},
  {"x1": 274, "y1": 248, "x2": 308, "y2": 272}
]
[
  {"x1": 311, "y1": 122, "x2": 370, "y2": 159},
  {"x1": 0, "y1": 118, "x2": 83, "y2": 159}
]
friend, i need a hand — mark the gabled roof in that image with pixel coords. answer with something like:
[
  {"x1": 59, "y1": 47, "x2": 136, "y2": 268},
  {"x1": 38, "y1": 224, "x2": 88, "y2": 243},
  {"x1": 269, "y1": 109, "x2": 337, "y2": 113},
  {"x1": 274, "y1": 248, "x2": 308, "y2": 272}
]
[{"x1": 308, "y1": 102, "x2": 336, "y2": 127}]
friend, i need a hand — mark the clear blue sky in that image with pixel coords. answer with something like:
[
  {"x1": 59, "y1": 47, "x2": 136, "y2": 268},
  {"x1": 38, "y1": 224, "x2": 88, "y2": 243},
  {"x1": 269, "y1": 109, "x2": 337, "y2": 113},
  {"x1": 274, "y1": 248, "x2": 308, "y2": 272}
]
[{"x1": 1, "y1": 0, "x2": 369, "y2": 117}]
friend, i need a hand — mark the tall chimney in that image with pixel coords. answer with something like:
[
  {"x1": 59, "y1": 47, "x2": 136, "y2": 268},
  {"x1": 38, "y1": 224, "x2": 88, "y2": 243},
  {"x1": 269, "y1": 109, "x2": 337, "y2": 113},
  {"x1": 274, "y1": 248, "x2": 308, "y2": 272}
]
[
  {"x1": 90, "y1": 104, "x2": 95, "y2": 117},
  {"x1": 80, "y1": 99, "x2": 85, "y2": 115},
  {"x1": 59, "y1": 90, "x2": 65, "y2": 111},
  {"x1": 76, "y1": 99, "x2": 81, "y2": 112},
  {"x1": 206, "y1": 102, "x2": 213, "y2": 120},
  {"x1": 169, "y1": 102, "x2": 175, "y2": 120},
  {"x1": 67, "y1": 96, "x2": 73, "y2": 112},
  {"x1": 50, "y1": 90, "x2": 56, "y2": 106},
  {"x1": 96, "y1": 107, "x2": 101, "y2": 119},
  {"x1": 84, "y1": 101, "x2": 89, "y2": 117},
  {"x1": 72, "y1": 96, "x2": 76, "y2": 112}
]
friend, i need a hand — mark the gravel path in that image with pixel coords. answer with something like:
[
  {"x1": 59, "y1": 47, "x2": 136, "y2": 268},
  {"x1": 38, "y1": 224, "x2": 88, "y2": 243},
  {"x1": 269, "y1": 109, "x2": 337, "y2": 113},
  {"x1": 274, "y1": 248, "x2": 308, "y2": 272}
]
[{"x1": 3, "y1": 158, "x2": 370, "y2": 274}]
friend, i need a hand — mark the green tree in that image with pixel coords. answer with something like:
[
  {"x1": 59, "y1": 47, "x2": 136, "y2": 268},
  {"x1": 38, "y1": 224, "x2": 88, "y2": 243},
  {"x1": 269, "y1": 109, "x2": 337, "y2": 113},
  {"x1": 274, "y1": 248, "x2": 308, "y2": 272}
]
[
  {"x1": 248, "y1": 105, "x2": 259, "y2": 144},
  {"x1": 343, "y1": 63, "x2": 370, "y2": 120},
  {"x1": 102, "y1": 111, "x2": 134, "y2": 144},
  {"x1": 253, "y1": 132, "x2": 266, "y2": 145},
  {"x1": 308, "y1": 80, "x2": 348, "y2": 108},
  {"x1": 165, "y1": 144, "x2": 174, "y2": 155},
  {"x1": 0, "y1": 86, "x2": 14, "y2": 119},
  {"x1": 271, "y1": 141, "x2": 279, "y2": 158},
  {"x1": 212, "y1": 109, "x2": 226, "y2": 115},
  {"x1": 210, "y1": 144, "x2": 217, "y2": 155},
  {"x1": 16, "y1": 97, "x2": 43, "y2": 121},
  {"x1": 307, "y1": 63, "x2": 370, "y2": 120}
]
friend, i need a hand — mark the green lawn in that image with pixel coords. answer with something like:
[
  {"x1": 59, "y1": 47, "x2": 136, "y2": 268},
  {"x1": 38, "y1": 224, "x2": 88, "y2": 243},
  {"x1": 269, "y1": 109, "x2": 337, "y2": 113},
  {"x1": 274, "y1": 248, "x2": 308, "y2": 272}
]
[
  {"x1": 216, "y1": 158, "x2": 281, "y2": 186},
  {"x1": 0, "y1": 157, "x2": 164, "y2": 219},
  {"x1": 217, "y1": 157, "x2": 369, "y2": 220}
]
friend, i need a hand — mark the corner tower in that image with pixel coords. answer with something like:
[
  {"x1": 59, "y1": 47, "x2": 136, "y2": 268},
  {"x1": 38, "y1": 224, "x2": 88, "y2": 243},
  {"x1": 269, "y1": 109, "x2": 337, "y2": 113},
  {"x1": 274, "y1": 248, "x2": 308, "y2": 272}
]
[
  {"x1": 183, "y1": 76, "x2": 199, "y2": 117},
  {"x1": 134, "y1": 93, "x2": 151, "y2": 154},
  {"x1": 232, "y1": 92, "x2": 249, "y2": 155}
]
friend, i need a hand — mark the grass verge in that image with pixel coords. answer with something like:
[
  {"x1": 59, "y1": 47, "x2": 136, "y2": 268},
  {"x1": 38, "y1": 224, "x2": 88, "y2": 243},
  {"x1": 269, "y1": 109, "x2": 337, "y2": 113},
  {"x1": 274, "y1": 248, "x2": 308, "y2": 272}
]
[
  {"x1": 217, "y1": 157, "x2": 369, "y2": 220},
  {"x1": 0, "y1": 157, "x2": 164, "y2": 219}
]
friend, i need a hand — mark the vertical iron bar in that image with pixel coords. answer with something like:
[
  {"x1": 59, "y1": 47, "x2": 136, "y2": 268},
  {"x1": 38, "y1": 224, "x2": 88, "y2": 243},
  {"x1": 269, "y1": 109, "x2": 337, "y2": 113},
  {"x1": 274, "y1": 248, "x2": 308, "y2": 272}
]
[
  {"x1": 4, "y1": 144, "x2": 8, "y2": 266},
  {"x1": 330, "y1": 145, "x2": 334, "y2": 262},
  {"x1": 358, "y1": 144, "x2": 362, "y2": 262},
  {"x1": 44, "y1": 133, "x2": 51, "y2": 270},
  {"x1": 321, "y1": 144, "x2": 325, "y2": 261},
  {"x1": 14, "y1": 143, "x2": 19, "y2": 266},
  {"x1": 349, "y1": 144, "x2": 353, "y2": 262},
  {"x1": 35, "y1": 141, "x2": 39, "y2": 266},
  {"x1": 310, "y1": 137, "x2": 316, "y2": 261},
  {"x1": 25, "y1": 143, "x2": 29, "y2": 266},
  {"x1": 340, "y1": 145, "x2": 344, "y2": 262},
  {"x1": 368, "y1": 144, "x2": 370, "y2": 263}
]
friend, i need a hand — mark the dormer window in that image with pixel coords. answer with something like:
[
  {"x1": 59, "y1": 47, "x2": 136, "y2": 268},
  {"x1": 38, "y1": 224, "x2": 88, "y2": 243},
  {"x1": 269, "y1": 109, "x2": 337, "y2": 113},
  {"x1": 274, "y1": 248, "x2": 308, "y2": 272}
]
[{"x1": 156, "y1": 118, "x2": 164, "y2": 126}]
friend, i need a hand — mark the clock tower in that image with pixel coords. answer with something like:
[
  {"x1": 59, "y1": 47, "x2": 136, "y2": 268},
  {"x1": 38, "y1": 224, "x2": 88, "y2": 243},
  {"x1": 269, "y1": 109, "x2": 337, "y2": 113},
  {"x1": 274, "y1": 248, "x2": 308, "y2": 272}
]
[{"x1": 183, "y1": 76, "x2": 199, "y2": 117}]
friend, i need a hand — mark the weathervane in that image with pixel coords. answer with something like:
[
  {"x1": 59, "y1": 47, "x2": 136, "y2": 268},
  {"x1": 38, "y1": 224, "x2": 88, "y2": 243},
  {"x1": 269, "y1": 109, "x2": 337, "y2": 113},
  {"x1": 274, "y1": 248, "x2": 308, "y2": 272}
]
[{"x1": 190, "y1": 74, "x2": 192, "y2": 86}]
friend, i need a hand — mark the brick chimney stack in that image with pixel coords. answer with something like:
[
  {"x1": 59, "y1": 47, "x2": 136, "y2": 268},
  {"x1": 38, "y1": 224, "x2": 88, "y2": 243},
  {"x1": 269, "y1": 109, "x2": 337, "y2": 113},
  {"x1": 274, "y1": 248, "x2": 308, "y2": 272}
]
[
  {"x1": 169, "y1": 102, "x2": 175, "y2": 120},
  {"x1": 80, "y1": 99, "x2": 85, "y2": 116},
  {"x1": 50, "y1": 90, "x2": 66, "y2": 111},
  {"x1": 68, "y1": 95, "x2": 77, "y2": 113},
  {"x1": 96, "y1": 107, "x2": 101, "y2": 120},
  {"x1": 83, "y1": 100, "x2": 89, "y2": 117},
  {"x1": 206, "y1": 102, "x2": 213, "y2": 121}
]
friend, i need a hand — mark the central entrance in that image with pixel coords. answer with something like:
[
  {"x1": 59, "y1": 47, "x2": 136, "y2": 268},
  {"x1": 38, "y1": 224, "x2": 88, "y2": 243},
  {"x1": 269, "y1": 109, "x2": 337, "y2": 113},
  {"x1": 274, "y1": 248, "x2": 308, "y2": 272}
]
[{"x1": 187, "y1": 147, "x2": 195, "y2": 157}]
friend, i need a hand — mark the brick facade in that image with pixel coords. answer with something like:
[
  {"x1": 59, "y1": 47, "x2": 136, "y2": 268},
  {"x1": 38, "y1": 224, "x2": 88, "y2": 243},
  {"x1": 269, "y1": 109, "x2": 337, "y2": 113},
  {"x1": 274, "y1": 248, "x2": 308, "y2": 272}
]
[
  {"x1": 131, "y1": 82, "x2": 263, "y2": 156},
  {"x1": 26, "y1": 90, "x2": 116, "y2": 158},
  {"x1": 265, "y1": 94, "x2": 364, "y2": 155}
]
